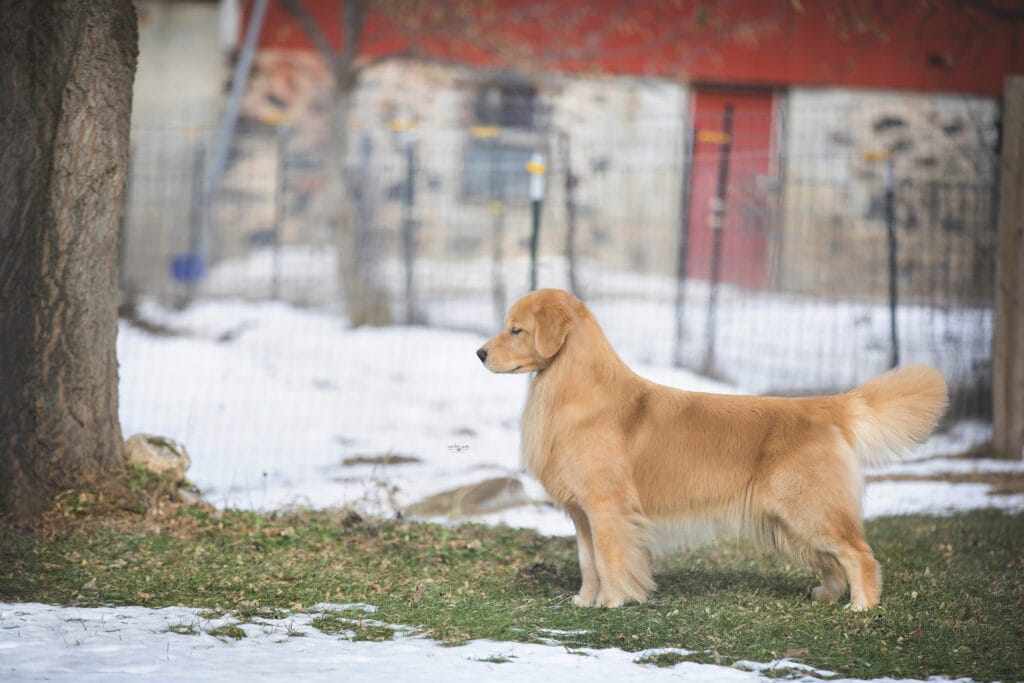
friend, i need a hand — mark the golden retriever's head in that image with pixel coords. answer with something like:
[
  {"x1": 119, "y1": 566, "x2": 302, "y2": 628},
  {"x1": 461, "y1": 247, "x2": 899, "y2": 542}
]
[{"x1": 477, "y1": 289, "x2": 577, "y2": 373}]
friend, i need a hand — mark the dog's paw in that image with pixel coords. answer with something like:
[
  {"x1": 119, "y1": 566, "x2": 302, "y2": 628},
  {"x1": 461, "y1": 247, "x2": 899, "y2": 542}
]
[
  {"x1": 811, "y1": 585, "x2": 841, "y2": 604},
  {"x1": 844, "y1": 601, "x2": 872, "y2": 612},
  {"x1": 573, "y1": 580, "x2": 599, "y2": 607},
  {"x1": 572, "y1": 593, "x2": 595, "y2": 608},
  {"x1": 594, "y1": 589, "x2": 641, "y2": 608},
  {"x1": 595, "y1": 595, "x2": 626, "y2": 608}
]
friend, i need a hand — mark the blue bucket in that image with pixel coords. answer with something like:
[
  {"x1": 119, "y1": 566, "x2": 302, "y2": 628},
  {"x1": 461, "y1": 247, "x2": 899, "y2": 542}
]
[{"x1": 170, "y1": 253, "x2": 206, "y2": 283}]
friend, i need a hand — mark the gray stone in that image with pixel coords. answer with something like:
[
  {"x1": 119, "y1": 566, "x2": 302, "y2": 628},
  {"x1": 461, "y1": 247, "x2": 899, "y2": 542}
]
[
  {"x1": 405, "y1": 476, "x2": 531, "y2": 518},
  {"x1": 125, "y1": 433, "x2": 191, "y2": 484}
]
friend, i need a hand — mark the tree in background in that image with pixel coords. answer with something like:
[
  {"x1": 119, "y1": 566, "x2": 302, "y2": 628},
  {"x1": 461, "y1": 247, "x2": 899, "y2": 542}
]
[
  {"x1": 278, "y1": 0, "x2": 506, "y2": 327},
  {"x1": 0, "y1": 0, "x2": 138, "y2": 525},
  {"x1": 281, "y1": 0, "x2": 393, "y2": 326}
]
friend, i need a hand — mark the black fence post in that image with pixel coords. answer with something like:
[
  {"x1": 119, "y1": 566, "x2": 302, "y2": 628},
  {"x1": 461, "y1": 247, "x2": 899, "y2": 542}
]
[
  {"x1": 399, "y1": 127, "x2": 417, "y2": 325},
  {"x1": 702, "y1": 103, "x2": 734, "y2": 377},
  {"x1": 271, "y1": 125, "x2": 289, "y2": 300},
  {"x1": 673, "y1": 121, "x2": 696, "y2": 368},
  {"x1": 528, "y1": 153, "x2": 546, "y2": 291},
  {"x1": 884, "y1": 153, "x2": 900, "y2": 368},
  {"x1": 480, "y1": 129, "x2": 506, "y2": 328},
  {"x1": 559, "y1": 132, "x2": 581, "y2": 297}
]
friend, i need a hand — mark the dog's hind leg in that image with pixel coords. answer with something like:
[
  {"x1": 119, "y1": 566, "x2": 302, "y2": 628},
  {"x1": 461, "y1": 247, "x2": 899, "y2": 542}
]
[
  {"x1": 585, "y1": 497, "x2": 655, "y2": 608},
  {"x1": 767, "y1": 501, "x2": 880, "y2": 610},
  {"x1": 835, "y1": 535, "x2": 882, "y2": 611},
  {"x1": 797, "y1": 502, "x2": 881, "y2": 610},
  {"x1": 810, "y1": 552, "x2": 847, "y2": 604},
  {"x1": 567, "y1": 505, "x2": 600, "y2": 607}
]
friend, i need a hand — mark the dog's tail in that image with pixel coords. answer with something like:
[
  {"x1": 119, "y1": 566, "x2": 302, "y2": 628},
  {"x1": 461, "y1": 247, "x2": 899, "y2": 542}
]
[{"x1": 844, "y1": 364, "x2": 948, "y2": 468}]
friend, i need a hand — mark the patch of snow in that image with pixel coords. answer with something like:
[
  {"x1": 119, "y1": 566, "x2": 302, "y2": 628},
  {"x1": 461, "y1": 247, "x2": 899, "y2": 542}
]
[
  {"x1": 0, "y1": 602, "x2": 975, "y2": 682},
  {"x1": 864, "y1": 480, "x2": 1024, "y2": 518}
]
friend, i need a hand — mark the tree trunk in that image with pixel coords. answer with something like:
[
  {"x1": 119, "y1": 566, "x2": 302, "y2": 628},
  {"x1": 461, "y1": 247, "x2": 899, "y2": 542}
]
[
  {"x1": 0, "y1": 0, "x2": 138, "y2": 524},
  {"x1": 992, "y1": 75, "x2": 1024, "y2": 460},
  {"x1": 328, "y1": 0, "x2": 393, "y2": 327},
  {"x1": 327, "y1": 80, "x2": 393, "y2": 327}
]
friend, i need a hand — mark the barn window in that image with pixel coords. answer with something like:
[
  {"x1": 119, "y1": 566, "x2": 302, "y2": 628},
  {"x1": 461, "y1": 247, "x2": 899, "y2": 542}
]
[
  {"x1": 463, "y1": 79, "x2": 539, "y2": 203},
  {"x1": 473, "y1": 81, "x2": 537, "y2": 130}
]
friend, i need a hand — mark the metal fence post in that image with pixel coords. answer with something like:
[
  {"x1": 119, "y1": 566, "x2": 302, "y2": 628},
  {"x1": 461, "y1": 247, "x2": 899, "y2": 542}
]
[
  {"x1": 884, "y1": 153, "x2": 900, "y2": 368},
  {"x1": 528, "y1": 152, "x2": 546, "y2": 291},
  {"x1": 559, "y1": 132, "x2": 581, "y2": 297},
  {"x1": 702, "y1": 103, "x2": 734, "y2": 377},
  {"x1": 201, "y1": 0, "x2": 270, "y2": 265},
  {"x1": 474, "y1": 126, "x2": 506, "y2": 328},
  {"x1": 673, "y1": 121, "x2": 696, "y2": 368},
  {"x1": 270, "y1": 125, "x2": 289, "y2": 300},
  {"x1": 863, "y1": 148, "x2": 901, "y2": 369},
  {"x1": 397, "y1": 123, "x2": 417, "y2": 325}
]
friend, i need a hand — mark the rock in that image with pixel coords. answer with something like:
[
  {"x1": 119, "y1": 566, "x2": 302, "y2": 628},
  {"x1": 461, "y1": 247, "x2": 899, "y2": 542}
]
[
  {"x1": 125, "y1": 433, "x2": 191, "y2": 484},
  {"x1": 404, "y1": 476, "x2": 531, "y2": 518},
  {"x1": 176, "y1": 487, "x2": 207, "y2": 508}
]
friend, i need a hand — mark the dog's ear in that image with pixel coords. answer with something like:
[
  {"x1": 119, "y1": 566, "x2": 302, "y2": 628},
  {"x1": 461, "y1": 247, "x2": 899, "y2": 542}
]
[{"x1": 534, "y1": 302, "x2": 572, "y2": 359}]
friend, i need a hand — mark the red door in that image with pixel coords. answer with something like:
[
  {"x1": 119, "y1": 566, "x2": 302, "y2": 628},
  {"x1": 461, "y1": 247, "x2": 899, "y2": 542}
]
[{"x1": 686, "y1": 89, "x2": 775, "y2": 289}]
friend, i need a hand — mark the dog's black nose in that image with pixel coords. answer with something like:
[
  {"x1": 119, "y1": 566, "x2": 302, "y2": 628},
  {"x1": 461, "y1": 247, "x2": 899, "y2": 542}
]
[{"x1": 476, "y1": 348, "x2": 487, "y2": 363}]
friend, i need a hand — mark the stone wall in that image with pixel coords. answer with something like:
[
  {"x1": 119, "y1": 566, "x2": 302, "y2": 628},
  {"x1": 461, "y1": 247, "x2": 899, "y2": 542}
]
[{"x1": 779, "y1": 89, "x2": 998, "y2": 304}]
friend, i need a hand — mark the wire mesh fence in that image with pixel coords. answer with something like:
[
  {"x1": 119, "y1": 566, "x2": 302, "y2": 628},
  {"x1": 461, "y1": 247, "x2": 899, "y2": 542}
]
[{"x1": 120, "y1": 106, "x2": 998, "y2": 431}]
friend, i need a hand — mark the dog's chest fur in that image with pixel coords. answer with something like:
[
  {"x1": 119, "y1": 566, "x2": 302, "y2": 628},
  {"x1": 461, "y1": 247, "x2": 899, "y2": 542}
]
[
  {"x1": 520, "y1": 376, "x2": 553, "y2": 482},
  {"x1": 519, "y1": 367, "x2": 617, "y2": 506}
]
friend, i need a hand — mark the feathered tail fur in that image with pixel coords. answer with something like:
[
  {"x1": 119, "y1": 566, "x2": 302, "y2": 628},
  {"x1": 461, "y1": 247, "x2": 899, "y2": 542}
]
[{"x1": 845, "y1": 364, "x2": 949, "y2": 467}]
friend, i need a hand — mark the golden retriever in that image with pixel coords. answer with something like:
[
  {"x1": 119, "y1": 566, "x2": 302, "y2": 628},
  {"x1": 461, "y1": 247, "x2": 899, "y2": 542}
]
[{"x1": 477, "y1": 288, "x2": 947, "y2": 610}]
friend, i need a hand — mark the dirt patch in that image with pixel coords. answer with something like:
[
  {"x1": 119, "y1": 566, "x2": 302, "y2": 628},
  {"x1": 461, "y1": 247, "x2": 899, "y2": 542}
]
[
  {"x1": 33, "y1": 477, "x2": 209, "y2": 540},
  {"x1": 342, "y1": 454, "x2": 422, "y2": 467}
]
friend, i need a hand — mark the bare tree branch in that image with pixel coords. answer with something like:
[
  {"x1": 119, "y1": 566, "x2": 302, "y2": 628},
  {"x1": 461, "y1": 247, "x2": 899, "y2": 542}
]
[
  {"x1": 278, "y1": 0, "x2": 337, "y2": 66},
  {"x1": 338, "y1": 0, "x2": 368, "y2": 88},
  {"x1": 953, "y1": 0, "x2": 1024, "y2": 22}
]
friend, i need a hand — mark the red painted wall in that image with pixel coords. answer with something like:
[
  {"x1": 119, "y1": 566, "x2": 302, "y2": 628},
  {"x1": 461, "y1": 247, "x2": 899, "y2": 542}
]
[{"x1": 247, "y1": 0, "x2": 1023, "y2": 96}]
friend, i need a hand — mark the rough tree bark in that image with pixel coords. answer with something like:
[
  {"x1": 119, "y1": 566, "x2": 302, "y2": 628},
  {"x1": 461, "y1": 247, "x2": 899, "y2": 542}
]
[{"x1": 0, "y1": 0, "x2": 138, "y2": 524}]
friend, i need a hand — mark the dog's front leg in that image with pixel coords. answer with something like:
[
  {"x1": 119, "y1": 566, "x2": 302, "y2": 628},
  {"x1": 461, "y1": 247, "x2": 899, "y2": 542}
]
[
  {"x1": 567, "y1": 505, "x2": 599, "y2": 606},
  {"x1": 585, "y1": 497, "x2": 656, "y2": 608}
]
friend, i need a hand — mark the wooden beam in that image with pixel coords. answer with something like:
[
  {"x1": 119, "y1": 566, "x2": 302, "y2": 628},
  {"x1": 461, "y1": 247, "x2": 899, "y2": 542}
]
[{"x1": 993, "y1": 75, "x2": 1024, "y2": 460}]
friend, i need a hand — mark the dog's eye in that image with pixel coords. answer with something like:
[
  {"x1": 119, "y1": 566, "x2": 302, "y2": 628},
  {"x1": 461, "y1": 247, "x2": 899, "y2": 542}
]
[{"x1": 510, "y1": 327, "x2": 523, "y2": 335}]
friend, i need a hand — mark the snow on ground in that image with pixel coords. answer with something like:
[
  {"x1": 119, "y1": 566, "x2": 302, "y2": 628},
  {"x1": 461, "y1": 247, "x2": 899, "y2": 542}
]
[
  {"x1": 4, "y1": 295, "x2": 1019, "y2": 681},
  {"x1": 0, "y1": 601, "x2": 859, "y2": 683}
]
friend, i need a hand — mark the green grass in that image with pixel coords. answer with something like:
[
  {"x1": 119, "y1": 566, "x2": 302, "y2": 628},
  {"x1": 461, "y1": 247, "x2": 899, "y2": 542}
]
[
  {"x1": 1, "y1": 501, "x2": 1022, "y2": 681},
  {"x1": 635, "y1": 651, "x2": 691, "y2": 668},
  {"x1": 206, "y1": 623, "x2": 247, "y2": 640},
  {"x1": 309, "y1": 611, "x2": 396, "y2": 641}
]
